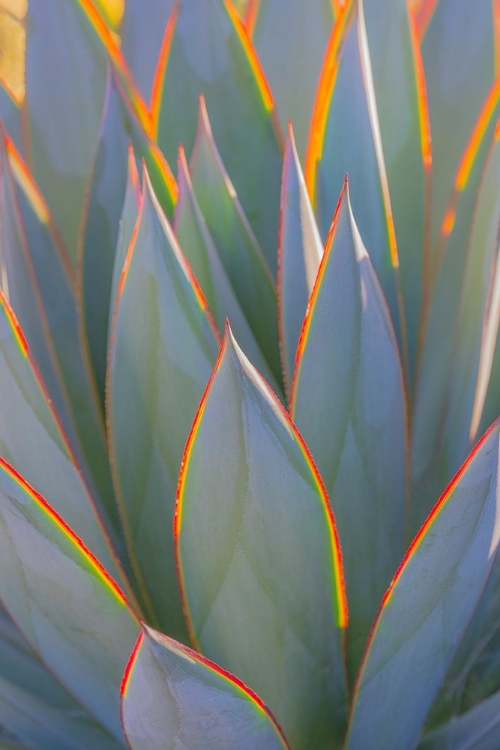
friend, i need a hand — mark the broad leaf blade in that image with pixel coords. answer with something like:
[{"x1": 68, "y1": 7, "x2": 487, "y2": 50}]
[
  {"x1": 291, "y1": 182, "x2": 407, "y2": 679},
  {"x1": 306, "y1": 0, "x2": 406, "y2": 362},
  {"x1": 278, "y1": 125, "x2": 323, "y2": 395},
  {"x1": 0, "y1": 290, "x2": 127, "y2": 590},
  {"x1": 121, "y1": 626, "x2": 289, "y2": 750},
  {"x1": 189, "y1": 99, "x2": 282, "y2": 391},
  {"x1": 176, "y1": 327, "x2": 348, "y2": 749},
  {"x1": 346, "y1": 421, "x2": 500, "y2": 750},
  {"x1": 0, "y1": 459, "x2": 140, "y2": 741},
  {"x1": 107, "y1": 168, "x2": 219, "y2": 638},
  {"x1": 247, "y1": 0, "x2": 334, "y2": 158},
  {"x1": 174, "y1": 147, "x2": 278, "y2": 389},
  {"x1": 152, "y1": 0, "x2": 283, "y2": 273}
]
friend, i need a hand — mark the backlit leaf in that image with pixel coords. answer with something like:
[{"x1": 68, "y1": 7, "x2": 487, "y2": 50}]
[
  {"x1": 152, "y1": 0, "x2": 283, "y2": 273},
  {"x1": 176, "y1": 326, "x2": 348, "y2": 749},
  {"x1": 278, "y1": 125, "x2": 323, "y2": 395},
  {"x1": 346, "y1": 420, "x2": 500, "y2": 750},
  {"x1": 107, "y1": 168, "x2": 219, "y2": 638},
  {"x1": 0, "y1": 459, "x2": 140, "y2": 741},
  {"x1": 306, "y1": 0, "x2": 406, "y2": 362},
  {"x1": 291, "y1": 182, "x2": 407, "y2": 680},
  {"x1": 121, "y1": 626, "x2": 289, "y2": 750}
]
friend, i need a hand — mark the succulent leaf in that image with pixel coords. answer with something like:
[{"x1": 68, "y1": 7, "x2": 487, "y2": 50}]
[
  {"x1": 420, "y1": 687, "x2": 500, "y2": 750},
  {"x1": 0, "y1": 458, "x2": 140, "y2": 741},
  {"x1": 189, "y1": 99, "x2": 283, "y2": 390},
  {"x1": 306, "y1": 0, "x2": 407, "y2": 365},
  {"x1": 247, "y1": 0, "x2": 334, "y2": 158},
  {"x1": 291, "y1": 181, "x2": 408, "y2": 680},
  {"x1": 151, "y1": 0, "x2": 283, "y2": 272},
  {"x1": 175, "y1": 146, "x2": 279, "y2": 390},
  {"x1": 176, "y1": 326, "x2": 348, "y2": 749},
  {"x1": 121, "y1": 625, "x2": 289, "y2": 750},
  {"x1": 278, "y1": 125, "x2": 323, "y2": 395},
  {"x1": 0, "y1": 290, "x2": 126, "y2": 590},
  {"x1": 346, "y1": 420, "x2": 500, "y2": 750},
  {"x1": 107, "y1": 167, "x2": 220, "y2": 638}
]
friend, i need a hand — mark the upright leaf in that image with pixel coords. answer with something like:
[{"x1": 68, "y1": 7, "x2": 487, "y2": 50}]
[
  {"x1": 78, "y1": 68, "x2": 129, "y2": 403},
  {"x1": 151, "y1": 0, "x2": 283, "y2": 272},
  {"x1": 291, "y1": 182, "x2": 407, "y2": 679},
  {"x1": 121, "y1": 626, "x2": 289, "y2": 750},
  {"x1": 24, "y1": 0, "x2": 107, "y2": 258},
  {"x1": 346, "y1": 421, "x2": 500, "y2": 750},
  {"x1": 107, "y1": 169, "x2": 220, "y2": 638},
  {"x1": 412, "y1": 93, "x2": 500, "y2": 530},
  {"x1": 306, "y1": 0, "x2": 406, "y2": 363},
  {"x1": 176, "y1": 327, "x2": 348, "y2": 749},
  {"x1": 174, "y1": 147, "x2": 278, "y2": 389},
  {"x1": 120, "y1": 0, "x2": 177, "y2": 101},
  {"x1": 189, "y1": 99, "x2": 282, "y2": 390},
  {"x1": 247, "y1": 0, "x2": 334, "y2": 158},
  {"x1": 0, "y1": 133, "x2": 118, "y2": 534},
  {"x1": 278, "y1": 125, "x2": 323, "y2": 395},
  {"x1": 0, "y1": 290, "x2": 126, "y2": 591},
  {"x1": 422, "y1": 0, "x2": 496, "y2": 258},
  {"x1": 364, "y1": 0, "x2": 431, "y2": 376},
  {"x1": 0, "y1": 459, "x2": 140, "y2": 741}
]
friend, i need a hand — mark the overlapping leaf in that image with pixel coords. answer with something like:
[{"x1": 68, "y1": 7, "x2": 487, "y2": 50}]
[
  {"x1": 412, "y1": 96, "x2": 500, "y2": 530},
  {"x1": 422, "y1": 0, "x2": 496, "y2": 258},
  {"x1": 291, "y1": 182, "x2": 407, "y2": 679},
  {"x1": 346, "y1": 420, "x2": 500, "y2": 750},
  {"x1": 121, "y1": 626, "x2": 289, "y2": 749},
  {"x1": 176, "y1": 327, "x2": 348, "y2": 749},
  {"x1": 24, "y1": 0, "x2": 107, "y2": 257},
  {"x1": 151, "y1": 0, "x2": 283, "y2": 272},
  {"x1": 0, "y1": 608, "x2": 121, "y2": 749},
  {"x1": 363, "y1": 0, "x2": 430, "y2": 374},
  {"x1": 420, "y1": 687, "x2": 500, "y2": 750},
  {"x1": 107, "y1": 168, "x2": 219, "y2": 638},
  {"x1": 247, "y1": 0, "x2": 334, "y2": 158},
  {"x1": 0, "y1": 133, "x2": 117, "y2": 533},
  {"x1": 0, "y1": 459, "x2": 140, "y2": 741},
  {"x1": 174, "y1": 146, "x2": 278, "y2": 388},
  {"x1": 306, "y1": 0, "x2": 406, "y2": 360},
  {"x1": 189, "y1": 99, "x2": 282, "y2": 390},
  {"x1": 0, "y1": 290, "x2": 127, "y2": 589},
  {"x1": 278, "y1": 125, "x2": 323, "y2": 394}
]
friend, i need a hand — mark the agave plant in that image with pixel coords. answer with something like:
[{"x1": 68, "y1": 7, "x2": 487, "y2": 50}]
[{"x1": 0, "y1": 0, "x2": 499, "y2": 748}]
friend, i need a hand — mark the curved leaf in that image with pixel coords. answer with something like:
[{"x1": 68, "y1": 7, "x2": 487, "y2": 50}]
[
  {"x1": 151, "y1": 0, "x2": 283, "y2": 272},
  {"x1": 174, "y1": 146, "x2": 278, "y2": 389},
  {"x1": 0, "y1": 459, "x2": 140, "y2": 741},
  {"x1": 278, "y1": 124, "x2": 323, "y2": 395},
  {"x1": 107, "y1": 168, "x2": 220, "y2": 638},
  {"x1": 247, "y1": 0, "x2": 334, "y2": 158},
  {"x1": 0, "y1": 290, "x2": 127, "y2": 590},
  {"x1": 121, "y1": 626, "x2": 289, "y2": 750},
  {"x1": 0, "y1": 132, "x2": 118, "y2": 536},
  {"x1": 420, "y1": 688, "x2": 500, "y2": 750},
  {"x1": 346, "y1": 420, "x2": 500, "y2": 750},
  {"x1": 189, "y1": 99, "x2": 282, "y2": 390},
  {"x1": 176, "y1": 326, "x2": 348, "y2": 749},
  {"x1": 306, "y1": 0, "x2": 406, "y2": 363},
  {"x1": 291, "y1": 181, "x2": 407, "y2": 679}
]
